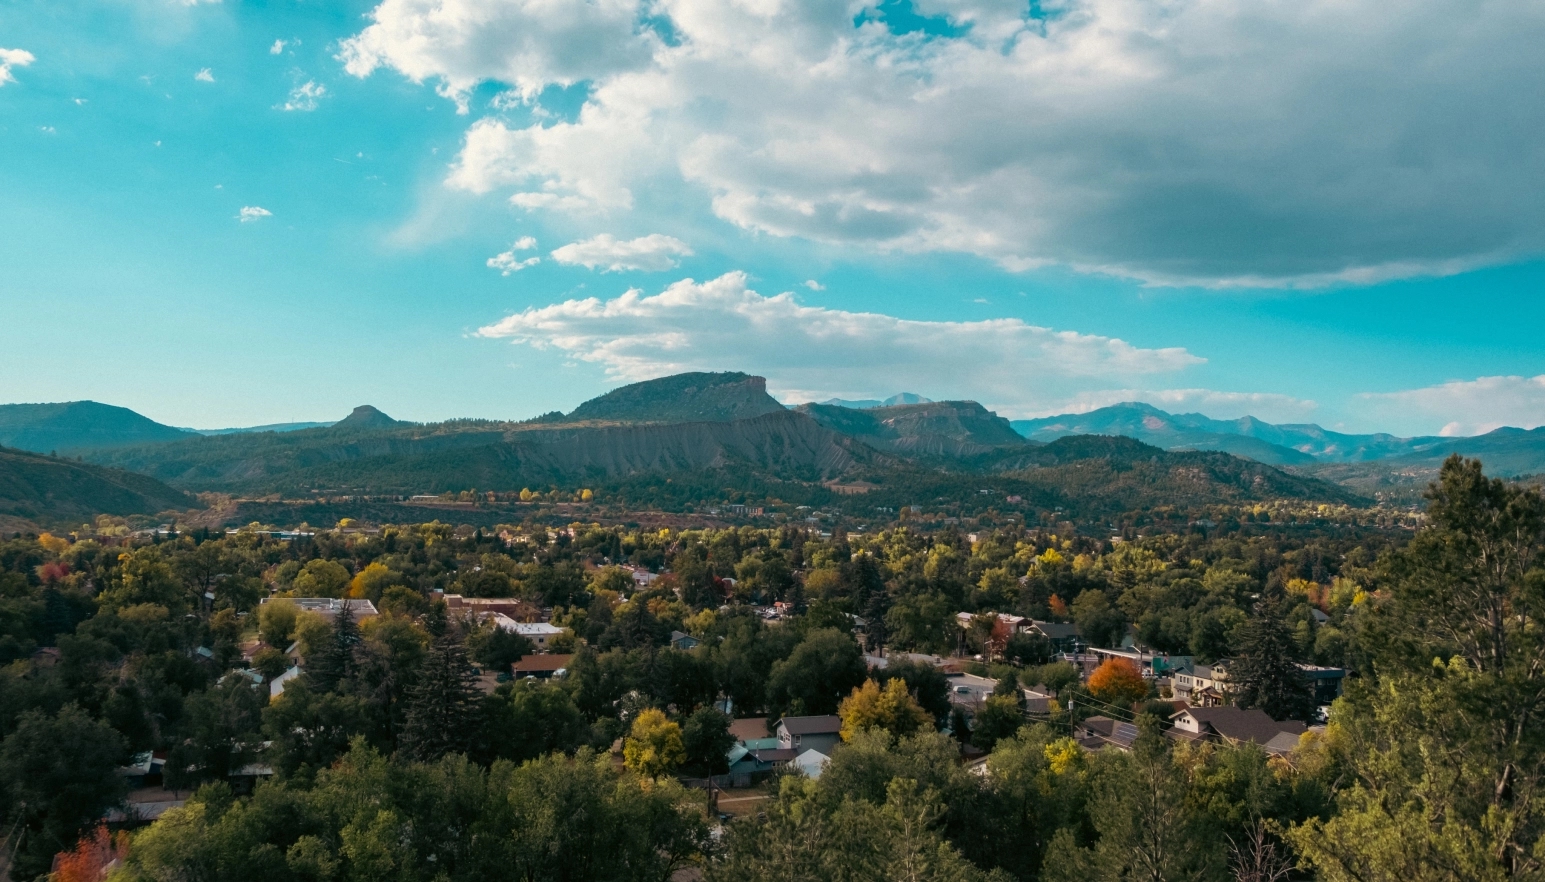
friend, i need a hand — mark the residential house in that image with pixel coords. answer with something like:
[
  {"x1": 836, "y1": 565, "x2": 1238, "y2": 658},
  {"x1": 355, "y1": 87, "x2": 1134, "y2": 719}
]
[
  {"x1": 1168, "y1": 706, "x2": 1307, "y2": 756},
  {"x1": 1172, "y1": 661, "x2": 1231, "y2": 706},
  {"x1": 792, "y1": 749, "x2": 831, "y2": 780},
  {"x1": 1075, "y1": 716, "x2": 1140, "y2": 752},
  {"x1": 1298, "y1": 664, "x2": 1346, "y2": 704},
  {"x1": 261, "y1": 597, "x2": 378, "y2": 622},
  {"x1": 670, "y1": 630, "x2": 701, "y2": 651},
  {"x1": 270, "y1": 665, "x2": 301, "y2": 699},
  {"x1": 490, "y1": 615, "x2": 565, "y2": 650},
  {"x1": 1029, "y1": 620, "x2": 1082, "y2": 653},
  {"x1": 512, "y1": 654, "x2": 573, "y2": 679},
  {"x1": 776, "y1": 715, "x2": 843, "y2": 756}
]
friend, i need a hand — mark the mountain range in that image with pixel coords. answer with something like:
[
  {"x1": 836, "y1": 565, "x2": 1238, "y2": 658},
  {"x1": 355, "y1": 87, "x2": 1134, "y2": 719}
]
[
  {"x1": 1010, "y1": 401, "x2": 1545, "y2": 476},
  {"x1": 8, "y1": 371, "x2": 1545, "y2": 528}
]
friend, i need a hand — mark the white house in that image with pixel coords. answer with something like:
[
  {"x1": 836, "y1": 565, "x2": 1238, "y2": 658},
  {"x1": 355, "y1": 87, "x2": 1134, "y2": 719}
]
[{"x1": 491, "y1": 614, "x2": 565, "y2": 650}]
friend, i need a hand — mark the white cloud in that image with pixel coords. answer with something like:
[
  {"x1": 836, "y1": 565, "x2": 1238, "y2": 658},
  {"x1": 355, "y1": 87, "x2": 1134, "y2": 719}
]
[
  {"x1": 477, "y1": 271, "x2": 1201, "y2": 411},
  {"x1": 270, "y1": 40, "x2": 288, "y2": 55},
  {"x1": 488, "y1": 236, "x2": 540, "y2": 274},
  {"x1": 345, "y1": 0, "x2": 1545, "y2": 287},
  {"x1": 803, "y1": 280, "x2": 824, "y2": 291},
  {"x1": 194, "y1": 68, "x2": 215, "y2": 83},
  {"x1": 237, "y1": 206, "x2": 272, "y2": 222},
  {"x1": 1360, "y1": 375, "x2": 1545, "y2": 436},
  {"x1": 550, "y1": 234, "x2": 693, "y2": 272},
  {"x1": 38, "y1": 126, "x2": 55, "y2": 135},
  {"x1": 0, "y1": 48, "x2": 35, "y2": 86},
  {"x1": 280, "y1": 80, "x2": 326, "y2": 112},
  {"x1": 337, "y1": 0, "x2": 656, "y2": 112}
]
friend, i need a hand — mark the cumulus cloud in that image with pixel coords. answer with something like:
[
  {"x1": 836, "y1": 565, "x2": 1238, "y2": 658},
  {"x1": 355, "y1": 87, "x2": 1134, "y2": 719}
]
[
  {"x1": 237, "y1": 206, "x2": 272, "y2": 222},
  {"x1": 477, "y1": 271, "x2": 1201, "y2": 411},
  {"x1": 550, "y1": 234, "x2": 693, "y2": 272},
  {"x1": 488, "y1": 236, "x2": 540, "y2": 274},
  {"x1": 270, "y1": 40, "x2": 290, "y2": 55},
  {"x1": 337, "y1": 0, "x2": 656, "y2": 111},
  {"x1": 280, "y1": 80, "x2": 326, "y2": 112},
  {"x1": 0, "y1": 48, "x2": 35, "y2": 86},
  {"x1": 344, "y1": 0, "x2": 1545, "y2": 287},
  {"x1": 803, "y1": 280, "x2": 824, "y2": 291},
  {"x1": 194, "y1": 68, "x2": 214, "y2": 82},
  {"x1": 1360, "y1": 375, "x2": 1545, "y2": 436}
]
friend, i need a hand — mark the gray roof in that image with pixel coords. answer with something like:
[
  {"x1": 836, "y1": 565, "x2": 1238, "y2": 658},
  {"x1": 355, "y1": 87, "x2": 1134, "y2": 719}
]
[
  {"x1": 1032, "y1": 621, "x2": 1080, "y2": 640},
  {"x1": 778, "y1": 715, "x2": 843, "y2": 736},
  {"x1": 1182, "y1": 706, "x2": 1306, "y2": 745}
]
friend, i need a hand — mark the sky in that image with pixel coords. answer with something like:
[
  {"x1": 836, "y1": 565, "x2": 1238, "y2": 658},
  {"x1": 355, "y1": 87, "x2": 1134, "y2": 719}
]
[{"x1": 2, "y1": 0, "x2": 1544, "y2": 437}]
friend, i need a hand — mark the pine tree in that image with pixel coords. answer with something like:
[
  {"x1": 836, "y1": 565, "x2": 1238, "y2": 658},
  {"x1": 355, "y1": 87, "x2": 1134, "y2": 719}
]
[
  {"x1": 1230, "y1": 601, "x2": 1313, "y2": 722},
  {"x1": 400, "y1": 633, "x2": 482, "y2": 761},
  {"x1": 307, "y1": 602, "x2": 362, "y2": 694}
]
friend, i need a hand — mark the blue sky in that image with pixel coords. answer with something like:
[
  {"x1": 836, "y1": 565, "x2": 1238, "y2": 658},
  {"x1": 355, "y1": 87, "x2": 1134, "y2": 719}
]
[{"x1": 2, "y1": 0, "x2": 1543, "y2": 437}]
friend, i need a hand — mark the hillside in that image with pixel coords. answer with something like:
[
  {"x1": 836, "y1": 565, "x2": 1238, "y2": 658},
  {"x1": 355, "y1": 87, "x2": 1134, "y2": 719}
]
[
  {"x1": 86, "y1": 409, "x2": 870, "y2": 495},
  {"x1": 0, "y1": 445, "x2": 196, "y2": 525},
  {"x1": 560, "y1": 372, "x2": 785, "y2": 423},
  {"x1": 0, "y1": 401, "x2": 193, "y2": 453},
  {"x1": 798, "y1": 400, "x2": 1029, "y2": 457}
]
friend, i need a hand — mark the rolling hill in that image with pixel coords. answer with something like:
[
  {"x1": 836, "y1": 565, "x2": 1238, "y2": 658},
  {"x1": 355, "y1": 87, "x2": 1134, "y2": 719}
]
[
  {"x1": 0, "y1": 445, "x2": 196, "y2": 525},
  {"x1": 0, "y1": 401, "x2": 194, "y2": 453}
]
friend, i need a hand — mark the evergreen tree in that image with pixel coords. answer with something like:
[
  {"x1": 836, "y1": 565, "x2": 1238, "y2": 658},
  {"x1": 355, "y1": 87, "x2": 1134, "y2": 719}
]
[
  {"x1": 307, "y1": 602, "x2": 362, "y2": 694},
  {"x1": 400, "y1": 633, "x2": 481, "y2": 761},
  {"x1": 1230, "y1": 601, "x2": 1313, "y2": 722}
]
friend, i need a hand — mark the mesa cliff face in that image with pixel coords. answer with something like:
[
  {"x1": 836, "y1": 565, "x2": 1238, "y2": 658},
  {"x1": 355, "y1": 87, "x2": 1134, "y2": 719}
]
[{"x1": 797, "y1": 400, "x2": 1029, "y2": 458}]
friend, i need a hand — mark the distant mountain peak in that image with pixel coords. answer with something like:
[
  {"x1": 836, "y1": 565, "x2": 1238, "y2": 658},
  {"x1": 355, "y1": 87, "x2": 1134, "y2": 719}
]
[
  {"x1": 818, "y1": 392, "x2": 933, "y2": 409},
  {"x1": 0, "y1": 400, "x2": 193, "y2": 453},
  {"x1": 335, "y1": 405, "x2": 400, "y2": 430}
]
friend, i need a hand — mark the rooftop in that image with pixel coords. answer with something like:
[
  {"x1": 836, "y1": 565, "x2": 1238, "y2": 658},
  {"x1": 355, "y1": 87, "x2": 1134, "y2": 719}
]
[{"x1": 777, "y1": 714, "x2": 843, "y2": 736}]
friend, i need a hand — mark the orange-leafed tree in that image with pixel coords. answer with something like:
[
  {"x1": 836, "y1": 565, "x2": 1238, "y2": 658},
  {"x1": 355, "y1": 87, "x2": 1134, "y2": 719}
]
[
  {"x1": 53, "y1": 824, "x2": 128, "y2": 882},
  {"x1": 1087, "y1": 657, "x2": 1149, "y2": 707}
]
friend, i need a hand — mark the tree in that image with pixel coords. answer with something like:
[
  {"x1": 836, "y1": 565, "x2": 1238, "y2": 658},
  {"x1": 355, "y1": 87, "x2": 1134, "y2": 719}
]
[
  {"x1": 681, "y1": 706, "x2": 735, "y2": 774},
  {"x1": 885, "y1": 591, "x2": 955, "y2": 654},
  {"x1": 1072, "y1": 589, "x2": 1126, "y2": 648},
  {"x1": 257, "y1": 599, "x2": 299, "y2": 649},
  {"x1": 839, "y1": 678, "x2": 933, "y2": 741},
  {"x1": 479, "y1": 680, "x2": 587, "y2": 764},
  {"x1": 623, "y1": 708, "x2": 685, "y2": 778},
  {"x1": 970, "y1": 694, "x2": 1023, "y2": 753},
  {"x1": 291, "y1": 559, "x2": 351, "y2": 597},
  {"x1": 53, "y1": 824, "x2": 129, "y2": 882},
  {"x1": 766, "y1": 628, "x2": 868, "y2": 718},
  {"x1": 467, "y1": 622, "x2": 533, "y2": 672},
  {"x1": 1230, "y1": 602, "x2": 1313, "y2": 722},
  {"x1": 400, "y1": 633, "x2": 481, "y2": 761},
  {"x1": 1087, "y1": 658, "x2": 1149, "y2": 708},
  {"x1": 1027, "y1": 661, "x2": 1080, "y2": 695},
  {"x1": 0, "y1": 705, "x2": 127, "y2": 879},
  {"x1": 875, "y1": 658, "x2": 953, "y2": 725},
  {"x1": 305, "y1": 603, "x2": 362, "y2": 694}
]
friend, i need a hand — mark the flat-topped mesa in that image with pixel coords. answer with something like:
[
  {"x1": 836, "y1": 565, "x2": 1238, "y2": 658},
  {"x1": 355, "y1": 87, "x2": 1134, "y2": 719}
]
[{"x1": 563, "y1": 371, "x2": 786, "y2": 424}]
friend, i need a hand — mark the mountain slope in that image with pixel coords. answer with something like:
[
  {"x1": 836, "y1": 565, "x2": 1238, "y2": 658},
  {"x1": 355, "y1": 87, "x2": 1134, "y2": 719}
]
[
  {"x1": 0, "y1": 446, "x2": 196, "y2": 524},
  {"x1": 798, "y1": 400, "x2": 1029, "y2": 457},
  {"x1": 561, "y1": 372, "x2": 786, "y2": 424},
  {"x1": 0, "y1": 401, "x2": 194, "y2": 453}
]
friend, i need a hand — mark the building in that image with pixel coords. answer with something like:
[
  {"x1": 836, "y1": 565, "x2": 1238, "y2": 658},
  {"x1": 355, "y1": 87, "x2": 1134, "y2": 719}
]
[
  {"x1": 1029, "y1": 620, "x2": 1082, "y2": 653},
  {"x1": 1171, "y1": 661, "x2": 1231, "y2": 705},
  {"x1": 1168, "y1": 706, "x2": 1307, "y2": 756},
  {"x1": 792, "y1": 748, "x2": 831, "y2": 780},
  {"x1": 261, "y1": 597, "x2": 378, "y2": 622},
  {"x1": 670, "y1": 630, "x2": 701, "y2": 651},
  {"x1": 1298, "y1": 664, "x2": 1346, "y2": 704},
  {"x1": 776, "y1": 715, "x2": 843, "y2": 756},
  {"x1": 439, "y1": 593, "x2": 544, "y2": 622},
  {"x1": 1075, "y1": 716, "x2": 1140, "y2": 752},
  {"x1": 512, "y1": 653, "x2": 573, "y2": 679},
  {"x1": 490, "y1": 615, "x2": 565, "y2": 650}
]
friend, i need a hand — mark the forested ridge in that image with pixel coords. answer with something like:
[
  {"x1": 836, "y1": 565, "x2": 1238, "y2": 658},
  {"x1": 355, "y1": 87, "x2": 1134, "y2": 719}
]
[{"x1": 0, "y1": 456, "x2": 1535, "y2": 881}]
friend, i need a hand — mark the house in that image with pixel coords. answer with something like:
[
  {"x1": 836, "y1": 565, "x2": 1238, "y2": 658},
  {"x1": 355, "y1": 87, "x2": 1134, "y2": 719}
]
[
  {"x1": 490, "y1": 615, "x2": 565, "y2": 650},
  {"x1": 1074, "y1": 716, "x2": 1140, "y2": 751},
  {"x1": 261, "y1": 597, "x2": 378, "y2": 622},
  {"x1": 1298, "y1": 664, "x2": 1346, "y2": 704},
  {"x1": 1172, "y1": 661, "x2": 1231, "y2": 705},
  {"x1": 728, "y1": 717, "x2": 770, "y2": 743},
  {"x1": 792, "y1": 749, "x2": 831, "y2": 780},
  {"x1": 511, "y1": 653, "x2": 573, "y2": 679},
  {"x1": 670, "y1": 630, "x2": 701, "y2": 651},
  {"x1": 438, "y1": 593, "x2": 544, "y2": 622},
  {"x1": 776, "y1": 715, "x2": 843, "y2": 756},
  {"x1": 1030, "y1": 620, "x2": 1082, "y2": 652},
  {"x1": 270, "y1": 665, "x2": 301, "y2": 699},
  {"x1": 1168, "y1": 706, "x2": 1307, "y2": 755}
]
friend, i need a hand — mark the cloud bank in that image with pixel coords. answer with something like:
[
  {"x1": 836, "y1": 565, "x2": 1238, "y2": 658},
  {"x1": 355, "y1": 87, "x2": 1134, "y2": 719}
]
[
  {"x1": 477, "y1": 272, "x2": 1203, "y2": 413},
  {"x1": 550, "y1": 234, "x2": 693, "y2": 272},
  {"x1": 346, "y1": 0, "x2": 1545, "y2": 286},
  {"x1": 1362, "y1": 375, "x2": 1545, "y2": 436}
]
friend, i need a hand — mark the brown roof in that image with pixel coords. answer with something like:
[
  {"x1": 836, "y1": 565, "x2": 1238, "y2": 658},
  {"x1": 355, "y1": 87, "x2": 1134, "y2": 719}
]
[
  {"x1": 729, "y1": 717, "x2": 771, "y2": 742},
  {"x1": 511, "y1": 654, "x2": 574, "y2": 673},
  {"x1": 750, "y1": 748, "x2": 798, "y2": 763},
  {"x1": 1177, "y1": 706, "x2": 1305, "y2": 746},
  {"x1": 777, "y1": 715, "x2": 842, "y2": 736}
]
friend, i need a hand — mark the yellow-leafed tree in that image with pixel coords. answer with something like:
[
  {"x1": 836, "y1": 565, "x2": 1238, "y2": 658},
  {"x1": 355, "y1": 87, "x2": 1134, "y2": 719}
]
[
  {"x1": 839, "y1": 678, "x2": 932, "y2": 742},
  {"x1": 623, "y1": 708, "x2": 685, "y2": 779}
]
